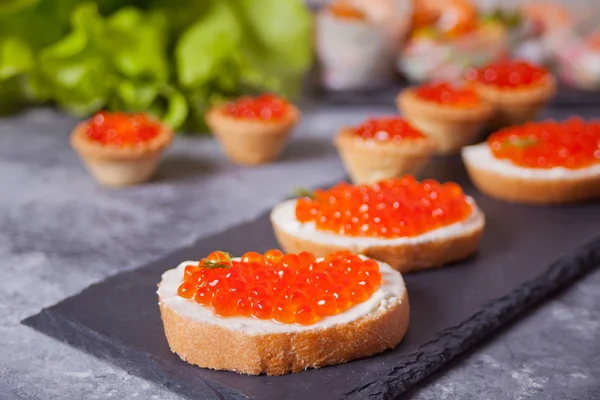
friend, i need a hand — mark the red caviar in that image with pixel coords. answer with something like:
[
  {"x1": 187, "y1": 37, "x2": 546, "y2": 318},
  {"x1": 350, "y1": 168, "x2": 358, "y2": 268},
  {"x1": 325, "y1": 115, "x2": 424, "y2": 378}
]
[
  {"x1": 354, "y1": 117, "x2": 425, "y2": 142},
  {"x1": 177, "y1": 250, "x2": 382, "y2": 325},
  {"x1": 296, "y1": 176, "x2": 472, "y2": 238},
  {"x1": 413, "y1": 82, "x2": 481, "y2": 107},
  {"x1": 85, "y1": 111, "x2": 161, "y2": 147},
  {"x1": 223, "y1": 94, "x2": 291, "y2": 121},
  {"x1": 489, "y1": 118, "x2": 600, "y2": 169},
  {"x1": 466, "y1": 60, "x2": 550, "y2": 88}
]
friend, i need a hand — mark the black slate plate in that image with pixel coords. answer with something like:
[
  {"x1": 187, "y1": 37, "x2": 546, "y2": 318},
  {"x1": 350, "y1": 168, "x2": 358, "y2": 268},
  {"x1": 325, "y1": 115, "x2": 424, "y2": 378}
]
[{"x1": 23, "y1": 157, "x2": 600, "y2": 400}]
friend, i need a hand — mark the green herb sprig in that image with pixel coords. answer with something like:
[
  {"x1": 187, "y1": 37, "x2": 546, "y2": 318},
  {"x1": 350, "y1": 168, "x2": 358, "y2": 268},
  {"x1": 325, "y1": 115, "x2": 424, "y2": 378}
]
[
  {"x1": 292, "y1": 187, "x2": 316, "y2": 199},
  {"x1": 501, "y1": 138, "x2": 538, "y2": 149},
  {"x1": 199, "y1": 251, "x2": 232, "y2": 269}
]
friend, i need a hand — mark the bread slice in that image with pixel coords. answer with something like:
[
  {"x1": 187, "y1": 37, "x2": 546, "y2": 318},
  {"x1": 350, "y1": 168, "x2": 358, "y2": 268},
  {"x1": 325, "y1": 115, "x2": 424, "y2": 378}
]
[
  {"x1": 270, "y1": 199, "x2": 485, "y2": 273},
  {"x1": 158, "y1": 258, "x2": 409, "y2": 376},
  {"x1": 462, "y1": 143, "x2": 600, "y2": 204}
]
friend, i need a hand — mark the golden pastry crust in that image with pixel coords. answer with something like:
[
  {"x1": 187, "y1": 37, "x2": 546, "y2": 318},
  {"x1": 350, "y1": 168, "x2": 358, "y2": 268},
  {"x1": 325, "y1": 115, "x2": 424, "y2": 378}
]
[
  {"x1": 397, "y1": 90, "x2": 494, "y2": 154},
  {"x1": 70, "y1": 121, "x2": 173, "y2": 161},
  {"x1": 70, "y1": 120, "x2": 173, "y2": 186},
  {"x1": 333, "y1": 127, "x2": 434, "y2": 184},
  {"x1": 463, "y1": 158, "x2": 600, "y2": 205},
  {"x1": 397, "y1": 90, "x2": 495, "y2": 122},
  {"x1": 158, "y1": 287, "x2": 409, "y2": 376},
  {"x1": 206, "y1": 105, "x2": 301, "y2": 166},
  {"x1": 471, "y1": 78, "x2": 556, "y2": 128},
  {"x1": 271, "y1": 211, "x2": 485, "y2": 273}
]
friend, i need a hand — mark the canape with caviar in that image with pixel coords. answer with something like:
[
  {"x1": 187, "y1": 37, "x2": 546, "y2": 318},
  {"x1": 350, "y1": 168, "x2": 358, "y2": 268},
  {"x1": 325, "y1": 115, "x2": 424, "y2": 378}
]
[
  {"x1": 397, "y1": 82, "x2": 494, "y2": 154},
  {"x1": 270, "y1": 176, "x2": 485, "y2": 272},
  {"x1": 70, "y1": 111, "x2": 173, "y2": 186},
  {"x1": 466, "y1": 59, "x2": 556, "y2": 128},
  {"x1": 205, "y1": 94, "x2": 301, "y2": 166},
  {"x1": 157, "y1": 249, "x2": 408, "y2": 375},
  {"x1": 462, "y1": 118, "x2": 600, "y2": 204},
  {"x1": 334, "y1": 117, "x2": 435, "y2": 184}
]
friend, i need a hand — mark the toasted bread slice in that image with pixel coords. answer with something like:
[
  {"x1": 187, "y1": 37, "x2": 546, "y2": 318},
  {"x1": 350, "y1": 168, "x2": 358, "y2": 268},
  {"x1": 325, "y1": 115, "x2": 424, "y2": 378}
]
[
  {"x1": 158, "y1": 258, "x2": 409, "y2": 376},
  {"x1": 462, "y1": 143, "x2": 600, "y2": 204},
  {"x1": 270, "y1": 199, "x2": 485, "y2": 273}
]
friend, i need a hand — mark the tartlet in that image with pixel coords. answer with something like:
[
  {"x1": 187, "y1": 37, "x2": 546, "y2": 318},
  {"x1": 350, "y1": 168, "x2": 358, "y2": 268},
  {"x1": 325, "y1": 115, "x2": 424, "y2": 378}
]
[
  {"x1": 205, "y1": 94, "x2": 301, "y2": 166},
  {"x1": 466, "y1": 59, "x2": 556, "y2": 128},
  {"x1": 271, "y1": 177, "x2": 485, "y2": 273},
  {"x1": 334, "y1": 117, "x2": 434, "y2": 184},
  {"x1": 158, "y1": 250, "x2": 409, "y2": 375},
  {"x1": 462, "y1": 118, "x2": 600, "y2": 204},
  {"x1": 70, "y1": 111, "x2": 173, "y2": 187},
  {"x1": 397, "y1": 82, "x2": 495, "y2": 154}
]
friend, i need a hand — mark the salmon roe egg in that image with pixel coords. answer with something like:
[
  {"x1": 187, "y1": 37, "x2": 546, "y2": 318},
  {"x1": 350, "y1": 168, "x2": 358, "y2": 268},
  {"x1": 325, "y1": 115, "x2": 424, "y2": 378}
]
[
  {"x1": 85, "y1": 111, "x2": 161, "y2": 147},
  {"x1": 354, "y1": 117, "x2": 425, "y2": 142},
  {"x1": 223, "y1": 94, "x2": 291, "y2": 121},
  {"x1": 488, "y1": 118, "x2": 600, "y2": 169},
  {"x1": 295, "y1": 176, "x2": 472, "y2": 238},
  {"x1": 413, "y1": 82, "x2": 481, "y2": 107},
  {"x1": 466, "y1": 59, "x2": 550, "y2": 88},
  {"x1": 176, "y1": 250, "x2": 382, "y2": 325}
]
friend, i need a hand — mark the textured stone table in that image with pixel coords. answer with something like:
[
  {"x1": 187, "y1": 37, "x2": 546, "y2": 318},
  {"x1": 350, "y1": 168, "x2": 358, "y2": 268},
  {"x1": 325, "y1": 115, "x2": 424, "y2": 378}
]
[{"x1": 1, "y1": 106, "x2": 599, "y2": 400}]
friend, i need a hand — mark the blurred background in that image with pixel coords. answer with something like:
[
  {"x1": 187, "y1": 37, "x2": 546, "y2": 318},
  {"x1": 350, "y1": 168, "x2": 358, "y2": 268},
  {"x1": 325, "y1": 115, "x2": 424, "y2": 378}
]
[{"x1": 1, "y1": 0, "x2": 599, "y2": 134}]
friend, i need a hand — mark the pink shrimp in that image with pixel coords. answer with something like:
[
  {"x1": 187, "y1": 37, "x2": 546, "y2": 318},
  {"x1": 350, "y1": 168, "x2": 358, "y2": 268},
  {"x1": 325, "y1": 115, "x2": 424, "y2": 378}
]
[{"x1": 412, "y1": 0, "x2": 477, "y2": 36}]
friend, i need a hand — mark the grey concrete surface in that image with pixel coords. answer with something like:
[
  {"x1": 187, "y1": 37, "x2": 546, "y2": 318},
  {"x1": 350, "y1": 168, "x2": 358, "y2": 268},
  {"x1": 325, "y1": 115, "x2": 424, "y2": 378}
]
[{"x1": 0, "y1": 106, "x2": 598, "y2": 399}]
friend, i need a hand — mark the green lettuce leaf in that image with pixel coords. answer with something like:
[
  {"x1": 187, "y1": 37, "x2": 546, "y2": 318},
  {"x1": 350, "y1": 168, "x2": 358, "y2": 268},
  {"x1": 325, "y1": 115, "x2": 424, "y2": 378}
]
[
  {"x1": 0, "y1": 0, "x2": 40, "y2": 18},
  {"x1": 0, "y1": 0, "x2": 313, "y2": 132},
  {"x1": 235, "y1": 0, "x2": 313, "y2": 78},
  {"x1": 0, "y1": 37, "x2": 33, "y2": 80},
  {"x1": 36, "y1": 2, "x2": 173, "y2": 119},
  {"x1": 175, "y1": 1, "x2": 240, "y2": 89}
]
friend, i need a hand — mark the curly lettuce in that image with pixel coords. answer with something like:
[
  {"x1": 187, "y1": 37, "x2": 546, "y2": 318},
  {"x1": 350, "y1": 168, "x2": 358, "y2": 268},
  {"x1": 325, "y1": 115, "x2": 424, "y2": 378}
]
[{"x1": 0, "y1": 0, "x2": 313, "y2": 132}]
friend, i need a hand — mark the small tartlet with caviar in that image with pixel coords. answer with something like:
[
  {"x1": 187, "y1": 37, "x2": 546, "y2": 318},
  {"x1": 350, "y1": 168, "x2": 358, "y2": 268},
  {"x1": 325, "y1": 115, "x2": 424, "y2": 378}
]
[
  {"x1": 334, "y1": 117, "x2": 434, "y2": 184},
  {"x1": 397, "y1": 82, "x2": 495, "y2": 154},
  {"x1": 157, "y1": 249, "x2": 408, "y2": 375},
  {"x1": 206, "y1": 94, "x2": 301, "y2": 166},
  {"x1": 462, "y1": 118, "x2": 600, "y2": 204},
  {"x1": 271, "y1": 176, "x2": 485, "y2": 272},
  {"x1": 70, "y1": 111, "x2": 173, "y2": 187},
  {"x1": 466, "y1": 59, "x2": 556, "y2": 128}
]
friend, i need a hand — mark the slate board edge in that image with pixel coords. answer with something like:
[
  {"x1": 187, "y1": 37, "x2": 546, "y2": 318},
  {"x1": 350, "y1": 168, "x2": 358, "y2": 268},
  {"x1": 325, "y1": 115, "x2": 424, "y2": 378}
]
[
  {"x1": 345, "y1": 234, "x2": 600, "y2": 400},
  {"x1": 22, "y1": 309, "x2": 251, "y2": 400},
  {"x1": 22, "y1": 228, "x2": 600, "y2": 400}
]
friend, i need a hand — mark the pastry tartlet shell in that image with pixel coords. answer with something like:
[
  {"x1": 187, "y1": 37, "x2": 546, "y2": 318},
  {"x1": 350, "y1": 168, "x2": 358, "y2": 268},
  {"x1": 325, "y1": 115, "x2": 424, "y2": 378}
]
[
  {"x1": 334, "y1": 127, "x2": 434, "y2": 185},
  {"x1": 70, "y1": 120, "x2": 173, "y2": 187},
  {"x1": 206, "y1": 105, "x2": 301, "y2": 166},
  {"x1": 397, "y1": 90, "x2": 495, "y2": 154}
]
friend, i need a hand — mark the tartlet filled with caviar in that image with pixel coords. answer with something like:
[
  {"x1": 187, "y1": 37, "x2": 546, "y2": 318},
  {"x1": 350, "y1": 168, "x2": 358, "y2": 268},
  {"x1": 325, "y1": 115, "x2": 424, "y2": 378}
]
[
  {"x1": 334, "y1": 117, "x2": 435, "y2": 184},
  {"x1": 206, "y1": 94, "x2": 300, "y2": 166},
  {"x1": 157, "y1": 249, "x2": 408, "y2": 376},
  {"x1": 270, "y1": 176, "x2": 485, "y2": 272},
  {"x1": 466, "y1": 59, "x2": 556, "y2": 128},
  {"x1": 397, "y1": 82, "x2": 495, "y2": 154},
  {"x1": 462, "y1": 118, "x2": 600, "y2": 204},
  {"x1": 70, "y1": 111, "x2": 173, "y2": 187}
]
